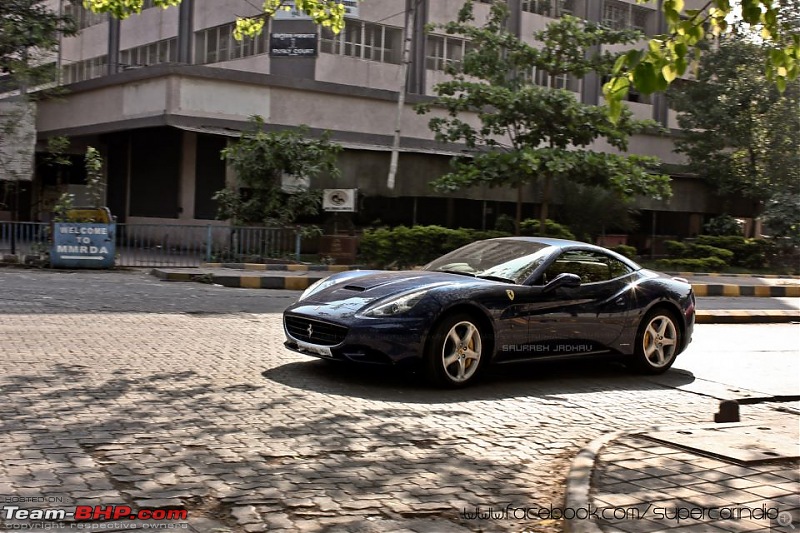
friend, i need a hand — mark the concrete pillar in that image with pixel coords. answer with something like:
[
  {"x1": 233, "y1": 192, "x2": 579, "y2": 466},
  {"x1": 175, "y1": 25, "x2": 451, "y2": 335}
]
[
  {"x1": 108, "y1": 16, "x2": 120, "y2": 75},
  {"x1": 581, "y1": 0, "x2": 603, "y2": 106},
  {"x1": 179, "y1": 131, "x2": 197, "y2": 221},
  {"x1": 407, "y1": 0, "x2": 428, "y2": 94},
  {"x1": 177, "y1": 0, "x2": 194, "y2": 64}
]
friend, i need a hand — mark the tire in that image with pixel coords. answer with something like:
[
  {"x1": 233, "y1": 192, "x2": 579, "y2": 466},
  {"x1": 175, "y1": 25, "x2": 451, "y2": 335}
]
[
  {"x1": 633, "y1": 308, "x2": 681, "y2": 374},
  {"x1": 424, "y1": 313, "x2": 489, "y2": 387}
]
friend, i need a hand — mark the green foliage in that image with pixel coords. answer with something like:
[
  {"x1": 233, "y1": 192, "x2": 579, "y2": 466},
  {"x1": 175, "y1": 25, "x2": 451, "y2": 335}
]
[
  {"x1": 611, "y1": 244, "x2": 637, "y2": 259},
  {"x1": 0, "y1": 0, "x2": 76, "y2": 85},
  {"x1": 84, "y1": 146, "x2": 105, "y2": 209},
  {"x1": 604, "y1": 0, "x2": 800, "y2": 121},
  {"x1": 670, "y1": 40, "x2": 800, "y2": 208},
  {"x1": 557, "y1": 182, "x2": 637, "y2": 243},
  {"x1": 493, "y1": 214, "x2": 516, "y2": 234},
  {"x1": 703, "y1": 214, "x2": 744, "y2": 237},
  {"x1": 360, "y1": 225, "x2": 509, "y2": 268},
  {"x1": 215, "y1": 117, "x2": 342, "y2": 226},
  {"x1": 763, "y1": 191, "x2": 800, "y2": 247},
  {"x1": 694, "y1": 235, "x2": 776, "y2": 269},
  {"x1": 664, "y1": 240, "x2": 687, "y2": 258},
  {"x1": 519, "y1": 219, "x2": 575, "y2": 240},
  {"x1": 655, "y1": 257, "x2": 728, "y2": 272},
  {"x1": 418, "y1": 2, "x2": 670, "y2": 235},
  {"x1": 52, "y1": 192, "x2": 74, "y2": 222},
  {"x1": 83, "y1": 0, "x2": 347, "y2": 35},
  {"x1": 664, "y1": 239, "x2": 734, "y2": 262}
]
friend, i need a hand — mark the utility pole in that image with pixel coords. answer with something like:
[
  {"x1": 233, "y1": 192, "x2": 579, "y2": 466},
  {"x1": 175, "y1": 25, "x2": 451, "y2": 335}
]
[{"x1": 387, "y1": 0, "x2": 416, "y2": 190}]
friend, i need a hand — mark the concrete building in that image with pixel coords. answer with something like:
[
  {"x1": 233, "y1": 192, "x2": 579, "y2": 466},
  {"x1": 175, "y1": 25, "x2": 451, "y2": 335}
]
[{"x1": 9, "y1": 0, "x2": 758, "y2": 251}]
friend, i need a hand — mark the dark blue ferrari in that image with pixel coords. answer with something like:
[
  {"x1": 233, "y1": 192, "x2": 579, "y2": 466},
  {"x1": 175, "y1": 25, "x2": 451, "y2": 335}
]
[{"x1": 283, "y1": 237, "x2": 695, "y2": 387}]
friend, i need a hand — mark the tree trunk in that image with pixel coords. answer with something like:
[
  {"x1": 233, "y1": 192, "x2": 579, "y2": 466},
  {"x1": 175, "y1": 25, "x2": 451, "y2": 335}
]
[
  {"x1": 515, "y1": 184, "x2": 522, "y2": 236},
  {"x1": 539, "y1": 174, "x2": 552, "y2": 236}
]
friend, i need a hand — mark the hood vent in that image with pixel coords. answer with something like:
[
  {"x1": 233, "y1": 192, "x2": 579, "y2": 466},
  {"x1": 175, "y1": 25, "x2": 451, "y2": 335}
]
[{"x1": 343, "y1": 285, "x2": 367, "y2": 292}]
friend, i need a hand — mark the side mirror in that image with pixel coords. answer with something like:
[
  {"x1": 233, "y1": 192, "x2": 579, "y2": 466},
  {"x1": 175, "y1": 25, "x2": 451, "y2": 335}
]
[{"x1": 543, "y1": 272, "x2": 581, "y2": 293}]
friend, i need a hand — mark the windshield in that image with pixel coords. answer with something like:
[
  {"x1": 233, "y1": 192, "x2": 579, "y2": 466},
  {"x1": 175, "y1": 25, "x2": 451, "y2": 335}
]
[{"x1": 423, "y1": 239, "x2": 553, "y2": 284}]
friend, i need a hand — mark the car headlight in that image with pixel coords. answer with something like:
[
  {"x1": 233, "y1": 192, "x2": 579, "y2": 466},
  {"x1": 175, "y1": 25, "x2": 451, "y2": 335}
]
[
  {"x1": 299, "y1": 276, "x2": 339, "y2": 301},
  {"x1": 362, "y1": 289, "x2": 429, "y2": 317}
]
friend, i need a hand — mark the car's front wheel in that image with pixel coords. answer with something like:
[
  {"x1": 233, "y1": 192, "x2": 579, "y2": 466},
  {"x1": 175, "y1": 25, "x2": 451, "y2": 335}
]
[
  {"x1": 633, "y1": 309, "x2": 680, "y2": 374},
  {"x1": 424, "y1": 314, "x2": 487, "y2": 387}
]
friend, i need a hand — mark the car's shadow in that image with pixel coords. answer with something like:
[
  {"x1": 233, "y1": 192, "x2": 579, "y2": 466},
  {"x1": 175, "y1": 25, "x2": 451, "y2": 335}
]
[{"x1": 261, "y1": 357, "x2": 697, "y2": 403}]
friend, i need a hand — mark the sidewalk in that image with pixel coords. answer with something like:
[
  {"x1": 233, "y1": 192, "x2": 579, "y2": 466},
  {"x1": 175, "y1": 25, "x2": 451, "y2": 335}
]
[
  {"x1": 150, "y1": 266, "x2": 800, "y2": 324},
  {"x1": 565, "y1": 408, "x2": 800, "y2": 533}
]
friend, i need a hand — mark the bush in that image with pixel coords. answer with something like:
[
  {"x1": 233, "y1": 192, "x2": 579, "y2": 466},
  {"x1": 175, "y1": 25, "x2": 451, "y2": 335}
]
[
  {"x1": 611, "y1": 244, "x2": 637, "y2": 259},
  {"x1": 519, "y1": 219, "x2": 576, "y2": 240},
  {"x1": 664, "y1": 240, "x2": 687, "y2": 257},
  {"x1": 703, "y1": 214, "x2": 743, "y2": 236},
  {"x1": 685, "y1": 243, "x2": 734, "y2": 262},
  {"x1": 655, "y1": 257, "x2": 728, "y2": 272},
  {"x1": 694, "y1": 235, "x2": 775, "y2": 269},
  {"x1": 360, "y1": 225, "x2": 509, "y2": 268}
]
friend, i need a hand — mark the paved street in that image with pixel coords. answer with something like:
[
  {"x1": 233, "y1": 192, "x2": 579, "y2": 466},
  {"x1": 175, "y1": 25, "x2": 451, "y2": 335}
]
[{"x1": 0, "y1": 268, "x2": 797, "y2": 532}]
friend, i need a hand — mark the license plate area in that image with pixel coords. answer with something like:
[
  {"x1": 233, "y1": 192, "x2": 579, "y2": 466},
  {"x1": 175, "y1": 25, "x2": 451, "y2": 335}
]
[{"x1": 296, "y1": 339, "x2": 333, "y2": 358}]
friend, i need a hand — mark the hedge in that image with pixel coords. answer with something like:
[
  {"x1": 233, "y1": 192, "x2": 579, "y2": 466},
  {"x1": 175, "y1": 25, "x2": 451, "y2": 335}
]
[
  {"x1": 655, "y1": 257, "x2": 728, "y2": 272},
  {"x1": 360, "y1": 225, "x2": 509, "y2": 268}
]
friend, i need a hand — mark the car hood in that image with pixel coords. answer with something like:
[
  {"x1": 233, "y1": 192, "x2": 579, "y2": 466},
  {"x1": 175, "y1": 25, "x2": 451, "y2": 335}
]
[{"x1": 288, "y1": 270, "x2": 489, "y2": 319}]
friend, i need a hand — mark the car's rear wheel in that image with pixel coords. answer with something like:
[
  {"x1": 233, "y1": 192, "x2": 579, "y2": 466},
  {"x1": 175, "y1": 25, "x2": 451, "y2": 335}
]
[
  {"x1": 633, "y1": 309, "x2": 680, "y2": 374},
  {"x1": 424, "y1": 314, "x2": 487, "y2": 387}
]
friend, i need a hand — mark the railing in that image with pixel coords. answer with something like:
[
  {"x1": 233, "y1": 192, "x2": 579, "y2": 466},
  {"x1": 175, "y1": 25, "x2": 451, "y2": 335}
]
[{"x1": 0, "y1": 221, "x2": 302, "y2": 267}]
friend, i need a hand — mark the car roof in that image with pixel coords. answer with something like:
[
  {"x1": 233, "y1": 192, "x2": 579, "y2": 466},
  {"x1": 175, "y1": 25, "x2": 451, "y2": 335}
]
[
  {"x1": 489, "y1": 236, "x2": 590, "y2": 248},
  {"x1": 487, "y1": 236, "x2": 642, "y2": 270}
]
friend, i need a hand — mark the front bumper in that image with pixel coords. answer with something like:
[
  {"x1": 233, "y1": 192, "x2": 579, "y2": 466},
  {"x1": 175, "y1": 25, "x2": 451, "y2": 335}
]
[{"x1": 283, "y1": 312, "x2": 429, "y2": 366}]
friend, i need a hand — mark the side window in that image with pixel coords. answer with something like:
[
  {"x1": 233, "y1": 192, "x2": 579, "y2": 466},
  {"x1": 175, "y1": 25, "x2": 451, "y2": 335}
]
[{"x1": 542, "y1": 250, "x2": 633, "y2": 284}]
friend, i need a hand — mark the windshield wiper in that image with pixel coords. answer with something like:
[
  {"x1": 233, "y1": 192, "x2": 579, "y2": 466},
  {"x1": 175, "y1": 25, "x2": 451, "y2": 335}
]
[
  {"x1": 436, "y1": 269, "x2": 476, "y2": 277},
  {"x1": 476, "y1": 274, "x2": 515, "y2": 284}
]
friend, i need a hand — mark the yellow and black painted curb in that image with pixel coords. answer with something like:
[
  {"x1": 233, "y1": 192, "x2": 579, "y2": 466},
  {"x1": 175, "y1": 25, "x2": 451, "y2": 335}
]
[
  {"x1": 665, "y1": 271, "x2": 800, "y2": 279},
  {"x1": 151, "y1": 269, "x2": 326, "y2": 290},
  {"x1": 692, "y1": 284, "x2": 800, "y2": 297}
]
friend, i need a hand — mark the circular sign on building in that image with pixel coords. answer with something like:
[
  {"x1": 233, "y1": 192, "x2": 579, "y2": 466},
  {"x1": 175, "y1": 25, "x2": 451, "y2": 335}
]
[{"x1": 322, "y1": 189, "x2": 357, "y2": 212}]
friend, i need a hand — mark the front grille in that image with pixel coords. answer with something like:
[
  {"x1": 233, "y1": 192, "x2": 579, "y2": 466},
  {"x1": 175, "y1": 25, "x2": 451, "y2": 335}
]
[{"x1": 285, "y1": 315, "x2": 348, "y2": 346}]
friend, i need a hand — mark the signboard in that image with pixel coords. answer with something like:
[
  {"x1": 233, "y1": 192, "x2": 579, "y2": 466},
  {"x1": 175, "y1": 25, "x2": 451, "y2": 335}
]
[
  {"x1": 51, "y1": 223, "x2": 116, "y2": 269},
  {"x1": 281, "y1": 173, "x2": 310, "y2": 193},
  {"x1": 323, "y1": 189, "x2": 357, "y2": 212},
  {"x1": 0, "y1": 101, "x2": 36, "y2": 181},
  {"x1": 273, "y1": 0, "x2": 359, "y2": 20},
  {"x1": 270, "y1": 33, "x2": 318, "y2": 57}
]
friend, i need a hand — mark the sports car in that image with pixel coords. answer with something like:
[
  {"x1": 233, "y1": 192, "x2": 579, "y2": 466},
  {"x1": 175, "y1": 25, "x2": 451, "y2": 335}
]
[{"x1": 283, "y1": 237, "x2": 695, "y2": 387}]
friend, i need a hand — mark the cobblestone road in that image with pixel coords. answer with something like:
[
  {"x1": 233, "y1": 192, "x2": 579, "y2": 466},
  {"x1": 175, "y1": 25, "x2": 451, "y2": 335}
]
[{"x1": 0, "y1": 269, "x2": 786, "y2": 532}]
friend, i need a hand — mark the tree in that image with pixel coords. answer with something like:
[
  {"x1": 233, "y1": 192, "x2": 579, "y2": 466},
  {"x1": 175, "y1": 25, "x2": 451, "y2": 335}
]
[
  {"x1": 82, "y1": 0, "x2": 348, "y2": 37},
  {"x1": 605, "y1": 0, "x2": 800, "y2": 121},
  {"x1": 1, "y1": 0, "x2": 75, "y2": 223},
  {"x1": 669, "y1": 37, "x2": 800, "y2": 242},
  {"x1": 1, "y1": 0, "x2": 75, "y2": 87},
  {"x1": 416, "y1": 1, "x2": 670, "y2": 234},
  {"x1": 213, "y1": 116, "x2": 342, "y2": 226}
]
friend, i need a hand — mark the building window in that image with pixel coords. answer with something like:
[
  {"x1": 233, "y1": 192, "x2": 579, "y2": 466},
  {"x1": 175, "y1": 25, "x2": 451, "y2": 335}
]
[
  {"x1": 426, "y1": 34, "x2": 471, "y2": 71},
  {"x1": 320, "y1": 21, "x2": 402, "y2": 64},
  {"x1": 602, "y1": 0, "x2": 651, "y2": 33},
  {"x1": 521, "y1": 0, "x2": 574, "y2": 17},
  {"x1": 195, "y1": 22, "x2": 270, "y2": 64},
  {"x1": 63, "y1": 2, "x2": 106, "y2": 30},
  {"x1": 523, "y1": 67, "x2": 580, "y2": 92},
  {"x1": 61, "y1": 56, "x2": 108, "y2": 84},
  {"x1": 119, "y1": 38, "x2": 177, "y2": 68}
]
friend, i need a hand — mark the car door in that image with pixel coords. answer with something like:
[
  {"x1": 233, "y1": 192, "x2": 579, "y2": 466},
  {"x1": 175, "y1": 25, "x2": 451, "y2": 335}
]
[{"x1": 524, "y1": 249, "x2": 634, "y2": 355}]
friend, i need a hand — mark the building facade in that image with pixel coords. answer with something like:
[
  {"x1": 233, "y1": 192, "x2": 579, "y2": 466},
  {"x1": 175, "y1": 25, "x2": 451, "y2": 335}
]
[{"x1": 11, "y1": 0, "x2": 759, "y2": 251}]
